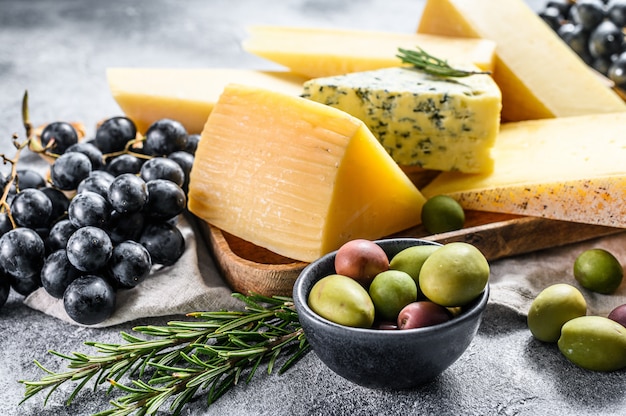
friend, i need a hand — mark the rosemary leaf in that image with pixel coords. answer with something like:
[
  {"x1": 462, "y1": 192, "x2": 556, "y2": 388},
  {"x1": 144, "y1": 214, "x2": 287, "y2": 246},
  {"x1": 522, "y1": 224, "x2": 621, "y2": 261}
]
[
  {"x1": 397, "y1": 47, "x2": 491, "y2": 78},
  {"x1": 19, "y1": 293, "x2": 309, "y2": 415}
]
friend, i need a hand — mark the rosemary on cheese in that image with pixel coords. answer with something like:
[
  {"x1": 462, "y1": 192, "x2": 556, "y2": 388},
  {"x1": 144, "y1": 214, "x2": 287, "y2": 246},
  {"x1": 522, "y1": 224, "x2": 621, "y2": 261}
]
[{"x1": 397, "y1": 47, "x2": 491, "y2": 78}]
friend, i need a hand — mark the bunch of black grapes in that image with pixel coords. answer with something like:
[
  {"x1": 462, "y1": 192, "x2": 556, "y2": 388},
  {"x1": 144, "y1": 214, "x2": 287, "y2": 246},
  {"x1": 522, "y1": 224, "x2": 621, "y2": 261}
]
[{"x1": 0, "y1": 116, "x2": 200, "y2": 325}]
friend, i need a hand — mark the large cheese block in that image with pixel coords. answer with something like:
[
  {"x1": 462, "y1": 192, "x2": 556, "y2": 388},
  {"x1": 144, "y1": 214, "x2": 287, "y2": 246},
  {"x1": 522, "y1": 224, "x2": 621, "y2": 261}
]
[
  {"x1": 302, "y1": 67, "x2": 502, "y2": 173},
  {"x1": 187, "y1": 84, "x2": 426, "y2": 262},
  {"x1": 417, "y1": 0, "x2": 626, "y2": 122},
  {"x1": 242, "y1": 26, "x2": 497, "y2": 78},
  {"x1": 106, "y1": 68, "x2": 306, "y2": 134},
  {"x1": 421, "y1": 112, "x2": 626, "y2": 228}
]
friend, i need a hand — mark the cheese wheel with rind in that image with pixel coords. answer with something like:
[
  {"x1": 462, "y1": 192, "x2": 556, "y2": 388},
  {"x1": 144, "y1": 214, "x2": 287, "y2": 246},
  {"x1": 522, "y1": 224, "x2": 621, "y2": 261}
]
[{"x1": 421, "y1": 112, "x2": 626, "y2": 228}]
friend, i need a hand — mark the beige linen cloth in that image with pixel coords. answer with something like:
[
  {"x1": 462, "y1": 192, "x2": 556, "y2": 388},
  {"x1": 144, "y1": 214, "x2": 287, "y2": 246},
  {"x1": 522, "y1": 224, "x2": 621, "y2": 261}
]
[{"x1": 24, "y1": 213, "x2": 626, "y2": 327}]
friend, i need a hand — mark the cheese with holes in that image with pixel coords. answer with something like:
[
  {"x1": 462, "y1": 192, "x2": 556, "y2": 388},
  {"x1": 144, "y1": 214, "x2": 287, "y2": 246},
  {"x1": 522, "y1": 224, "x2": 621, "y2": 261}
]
[
  {"x1": 242, "y1": 26, "x2": 496, "y2": 78},
  {"x1": 302, "y1": 67, "x2": 501, "y2": 173},
  {"x1": 187, "y1": 84, "x2": 426, "y2": 262},
  {"x1": 107, "y1": 68, "x2": 306, "y2": 134},
  {"x1": 421, "y1": 112, "x2": 626, "y2": 227},
  {"x1": 417, "y1": 0, "x2": 626, "y2": 122}
]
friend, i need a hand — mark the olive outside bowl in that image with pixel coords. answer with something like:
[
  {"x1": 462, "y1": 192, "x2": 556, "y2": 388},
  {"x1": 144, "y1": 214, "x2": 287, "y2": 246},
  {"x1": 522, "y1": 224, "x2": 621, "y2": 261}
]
[{"x1": 292, "y1": 238, "x2": 490, "y2": 390}]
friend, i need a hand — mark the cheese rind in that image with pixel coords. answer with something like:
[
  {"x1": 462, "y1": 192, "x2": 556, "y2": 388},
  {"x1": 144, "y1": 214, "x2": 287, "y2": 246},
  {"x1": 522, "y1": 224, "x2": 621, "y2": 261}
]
[
  {"x1": 106, "y1": 68, "x2": 306, "y2": 134},
  {"x1": 302, "y1": 67, "x2": 502, "y2": 173},
  {"x1": 242, "y1": 26, "x2": 497, "y2": 78},
  {"x1": 187, "y1": 84, "x2": 426, "y2": 262},
  {"x1": 421, "y1": 112, "x2": 626, "y2": 227},
  {"x1": 417, "y1": 0, "x2": 626, "y2": 121}
]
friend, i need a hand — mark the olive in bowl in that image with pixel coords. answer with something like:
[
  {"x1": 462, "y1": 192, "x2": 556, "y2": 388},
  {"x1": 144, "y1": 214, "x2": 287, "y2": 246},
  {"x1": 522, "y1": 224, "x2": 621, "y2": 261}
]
[{"x1": 292, "y1": 238, "x2": 489, "y2": 389}]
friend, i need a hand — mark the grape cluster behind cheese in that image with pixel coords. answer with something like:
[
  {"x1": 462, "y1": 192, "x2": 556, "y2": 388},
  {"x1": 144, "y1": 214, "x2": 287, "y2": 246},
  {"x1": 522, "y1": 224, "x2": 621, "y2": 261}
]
[{"x1": 539, "y1": 0, "x2": 626, "y2": 89}]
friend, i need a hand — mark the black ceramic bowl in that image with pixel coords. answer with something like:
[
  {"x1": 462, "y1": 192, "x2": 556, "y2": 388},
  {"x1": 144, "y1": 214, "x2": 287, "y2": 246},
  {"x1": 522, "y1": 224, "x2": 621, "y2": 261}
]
[{"x1": 293, "y1": 238, "x2": 489, "y2": 390}]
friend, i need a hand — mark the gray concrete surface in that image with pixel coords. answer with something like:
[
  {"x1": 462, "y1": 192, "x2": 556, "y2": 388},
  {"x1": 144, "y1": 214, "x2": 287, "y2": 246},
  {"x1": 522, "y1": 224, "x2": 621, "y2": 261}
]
[{"x1": 3, "y1": 0, "x2": 626, "y2": 415}]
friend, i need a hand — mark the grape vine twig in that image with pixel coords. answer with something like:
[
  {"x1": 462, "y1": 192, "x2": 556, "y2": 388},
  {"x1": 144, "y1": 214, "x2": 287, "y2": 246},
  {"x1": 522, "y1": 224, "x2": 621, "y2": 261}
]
[{"x1": 19, "y1": 293, "x2": 309, "y2": 415}]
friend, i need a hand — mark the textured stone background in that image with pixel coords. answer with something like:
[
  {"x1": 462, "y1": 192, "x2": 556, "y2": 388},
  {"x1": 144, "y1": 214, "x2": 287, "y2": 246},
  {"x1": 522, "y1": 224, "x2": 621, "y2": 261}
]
[{"x1": 3, "y1": 1, "x2": 626, "y2": 415}]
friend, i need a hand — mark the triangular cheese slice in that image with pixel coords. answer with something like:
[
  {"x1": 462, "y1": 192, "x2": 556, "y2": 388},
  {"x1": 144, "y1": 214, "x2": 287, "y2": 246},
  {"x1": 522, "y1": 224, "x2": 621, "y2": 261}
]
[
  {"x1": 242, "y1": 26, "x2": 496, "y2": 78},
  {"x1": 417, "y1": 0, "x2": 626, "y2": 121},
  {"x1": 188, "y1": 84, "x2": 426, "y2": 262},
  {"x1": 107, "y1": 68, "x2": 306, "y2": 134},
  {"x1": 421, "y1": 112, "x2": 626, "y2": 228}
]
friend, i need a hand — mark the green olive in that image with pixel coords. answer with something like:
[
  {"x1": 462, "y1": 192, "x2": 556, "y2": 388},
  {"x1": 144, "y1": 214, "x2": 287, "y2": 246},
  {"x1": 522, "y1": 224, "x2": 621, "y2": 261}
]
[
  {"x1": 368, "y1": 270, "x2": 417, "y2": 321},
  {"x1": 527, "y1": 283, "x2": 587, "y2": 343},
  {"x1": 558, "y1": 316, "x2": 626, "y2": 372},
  {"x1": 573, "y1": 248, "x2": 623, "y2": 294},
  {"x1": 308, "y1": 274, "x2": 375, "y2": 328},
  {"x1": 389, "y1": 244, "x2": 440, "y2": 297},
  {"x1": 419, "y1": 242, "x2": 489, "y2": 307},
  {"x1": 420, "y1": 195, "x2": 465, "y2": 234}
]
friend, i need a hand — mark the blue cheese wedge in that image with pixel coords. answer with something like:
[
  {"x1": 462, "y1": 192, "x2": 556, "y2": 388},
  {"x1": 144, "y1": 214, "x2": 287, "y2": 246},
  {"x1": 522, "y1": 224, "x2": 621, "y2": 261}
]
[{"x1": 302, "y1": 67, "x2": 502, "y2": 173}]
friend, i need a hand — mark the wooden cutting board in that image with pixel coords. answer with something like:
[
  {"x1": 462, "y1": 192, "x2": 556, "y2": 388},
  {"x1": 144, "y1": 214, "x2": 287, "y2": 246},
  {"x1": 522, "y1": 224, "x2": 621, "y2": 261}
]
[{"x1": 197, "y1": 212, "x2": 624, "y2": 297}]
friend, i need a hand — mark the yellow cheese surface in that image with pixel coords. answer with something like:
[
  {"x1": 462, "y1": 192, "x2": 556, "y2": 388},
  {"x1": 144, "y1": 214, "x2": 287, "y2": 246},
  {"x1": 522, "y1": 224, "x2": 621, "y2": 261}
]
[
  {"x1": 187, "y1": 84, "x2": 426, "y2": 262},
  {"x1": 107, "y1": 68, "x2": 306, "y2": 134},
  {"x1": 417, "y1": 0, "x2": 626, "y2": 122},
  {"x1": 421, "y1": 113, "x2": 626, "y2": 227},
  {"x1": 242, "y1": 26, "x2": 496, "y2": 78}
]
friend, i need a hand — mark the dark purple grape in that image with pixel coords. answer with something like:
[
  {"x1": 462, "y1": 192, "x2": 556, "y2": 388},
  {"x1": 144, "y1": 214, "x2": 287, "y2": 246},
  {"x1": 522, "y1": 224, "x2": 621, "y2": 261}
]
[
  {"x1": 589, "y1": 20, "x2": 624, "y2": 58},
  {"x1": 167, "y1": 150, "x2": 194, "y2": 191},
  {"x1": 10, "y1": 188, "x2": 52, "y2": 229},
  {"x1": 63, "y1": 275, "x2": 116, "y2": 325},
  {"x1": 106, "y1": 154, "x2": 143, "y2": 176},
  {"x1": 107, "y1": 241, "x2": 151, "y2": 288},
  {"x1": 40, "y1": 249, "x2": 81, "y2": 299},
  {"x1": 77, "y1": 174, "x2": 113, "y2": 198},
  {"x1": 40, "y1": 121, "x2": 79, "y2": 154},
  {"x1": 46, "y1": 219, "x2": 77, "y2": 253},
  {"x1": 67, "y1": 191, "x2": 111, "y2": 228},
  {"x1": 184, "y1": 134, "x2": 200, "y2": 155},
  {"x1": 40, "y1": 187, "x2": 70, "y2": 222},
  {"x1": 0, "y1": 213, "x2": 13, "y2": 237},
  {"x1": 539, "y1": 6, "x2": 563, "y2": 31},
  {"x1": 50, "y1": 151, "x2": 92, "y2": 190},
  {"x1": 107, "y1": 173, "x2": 148, "y2": 214},
  {"x1": 66, "y1": 226, "x2": 113, "y2": 272},
  {"x1": 0, "y1": 228, "x2": 45, "y2": 296},
  {"x1": 140, "y1": 157, "x2": 185, "y2": 187},
  {"x1": 15, "y1": 169, "x2": 46, "y2": 189},
  {"x1": 144, "y1": 119, "x2": 188, "y2": 156},
  {"x1": 547, "y1": 0, "x2": 573, "y2": 17},
  {"x1": 560, "y1": 23, "x2": 593, "y2": 63},
  {"x1": 608, "y1": 0, "x2": 626, "y2": 27},
  {"x1": 609, "y1": 51, "x2": 626, "y2": 88},
  {"x1": 571, "y1": 0, "x2": 606, "y2": 31},
  {"x1": 139, "y1": 221, "x2": 185, "y2": 266},
  {"x1": 107, "y1": 211, "x2": 145, "y2": 245},
  {"x1": 144, "y1": 179, "x2": 186, "y2": 221},
  {"x1": 592, "y1": 55, "x2": 613, "y2": 75},
  {"x1": 66, "y1": 142, "x2": 105, "y2": 170},
  {"x1": 0, "y1": 273, "x2": 9, "y2": 309},
  {"x1": 94, "y1": 116, "x2": 137, "y2": 154}
]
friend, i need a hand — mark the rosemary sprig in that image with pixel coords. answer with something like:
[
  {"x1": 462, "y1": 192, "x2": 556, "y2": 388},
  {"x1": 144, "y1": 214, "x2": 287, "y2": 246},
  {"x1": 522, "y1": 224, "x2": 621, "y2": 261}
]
[
  {"x1": 19, "y1": 293, "x2": 309, "y2": 416},
  {"x1": 397, "y1": 47, "x2": 491, "y2": 77}
]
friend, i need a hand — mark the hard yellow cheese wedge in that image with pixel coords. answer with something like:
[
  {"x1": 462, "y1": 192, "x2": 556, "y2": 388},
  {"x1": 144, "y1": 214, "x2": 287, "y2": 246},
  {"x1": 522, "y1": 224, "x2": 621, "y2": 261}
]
[
  {"x1": 242, "y1": 26, "x2": 496, "y2": 78},
  {"x1": 107, "y1": 68, "x2": 306, "y2": 134},
  {"x1": 302, "y1": 67, "x2": 502, "y2": 173},
  {"x1": 187, "y1": 84, "x2": 426, "y2": 262},
  {"x1": 421, "y1": 112, "x2": 626, "y2": 228},
  {"x1": 417, "y1": 0, "x2": 626, "y2": 122}
]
